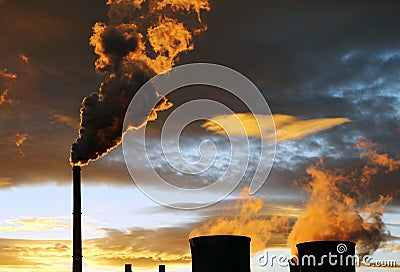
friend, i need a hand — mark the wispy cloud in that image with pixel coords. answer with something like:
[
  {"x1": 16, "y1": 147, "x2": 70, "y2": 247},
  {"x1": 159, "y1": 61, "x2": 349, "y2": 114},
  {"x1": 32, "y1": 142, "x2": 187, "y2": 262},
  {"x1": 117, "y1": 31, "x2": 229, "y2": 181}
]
[
  {"x1": 0, "y1": 68, "x2": 17, "y2": 80},
  {"x1": 53, "y1": 113, "x2": 78, "y2": 129},
  {"x1": 15, "y1": 133, "x2": 28, "y2": 156},
  {"x1": 0, "y1": 237, "x2": 70, "y2": 268},
  {"x1": 19, "y1": 53, "x2": 29, "y2": 64},
  {"x1": 0, "y1": 217, "x2": 70, "y2": 232},
  {"x1": 202, "y1": 113, "x2": 351, "y2": 143},
  {"x1": 0, "y1": 89, "x2": 12, "y2": 106}
]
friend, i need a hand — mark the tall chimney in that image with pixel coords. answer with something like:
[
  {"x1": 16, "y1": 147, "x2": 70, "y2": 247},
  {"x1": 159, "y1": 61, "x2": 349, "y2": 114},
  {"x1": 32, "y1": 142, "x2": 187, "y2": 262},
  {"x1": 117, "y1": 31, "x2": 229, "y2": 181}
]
[
  {"x1": 189, "y1": 235, "x2": 251, "y2": 272},
  {"x1": 72, "y1": 166, "x2": 82, "y2": 272},
  {"x1": 159, "y1": 264, "x2": 166, "y2": 272},
  {"x1": 295, "y1": 241, "x2": 356, "y2": 272}
]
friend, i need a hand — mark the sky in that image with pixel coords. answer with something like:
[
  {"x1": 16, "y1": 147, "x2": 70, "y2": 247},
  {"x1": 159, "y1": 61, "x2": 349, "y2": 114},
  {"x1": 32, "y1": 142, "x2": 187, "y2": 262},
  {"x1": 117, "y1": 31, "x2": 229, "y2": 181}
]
[{"x1": 0, "y1": 0, "x2": 400, "y2": 271}]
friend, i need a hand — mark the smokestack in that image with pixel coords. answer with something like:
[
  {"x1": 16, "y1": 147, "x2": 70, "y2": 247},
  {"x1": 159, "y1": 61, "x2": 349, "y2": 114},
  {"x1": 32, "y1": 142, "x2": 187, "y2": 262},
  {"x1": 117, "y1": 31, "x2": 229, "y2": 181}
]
[
  {"x1": 159, "y1": 264, "x2": 165, "y2": 272},
  {"x1": 125, "y1": 264, "x2": 132, "y2": 272},
  {"x1": 189, "y1": 235, "x2": 251, "y2": 272},
  {"x1": 72, "y1": 166, "x2": 82, "y2": 272},
  {"x1": 295, "y1": 241, "x2": 356, "y2": 272}
]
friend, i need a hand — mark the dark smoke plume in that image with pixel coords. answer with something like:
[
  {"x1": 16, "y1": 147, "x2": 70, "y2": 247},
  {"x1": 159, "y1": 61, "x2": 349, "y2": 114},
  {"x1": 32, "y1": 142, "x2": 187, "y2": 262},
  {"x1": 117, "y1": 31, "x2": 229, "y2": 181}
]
[{"x1": 70, "y1": 0, "x2": 210, "y2": 166}]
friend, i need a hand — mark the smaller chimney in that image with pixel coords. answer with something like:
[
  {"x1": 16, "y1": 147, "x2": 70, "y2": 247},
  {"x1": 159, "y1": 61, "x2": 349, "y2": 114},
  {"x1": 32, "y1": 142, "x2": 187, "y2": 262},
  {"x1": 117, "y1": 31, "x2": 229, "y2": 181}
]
[
  {"x1": 159, "y1": 264, "x2": 166, "y2": 272},
  {"x1": 125, "y1": 264, "x2": 132, "y2": 272}
]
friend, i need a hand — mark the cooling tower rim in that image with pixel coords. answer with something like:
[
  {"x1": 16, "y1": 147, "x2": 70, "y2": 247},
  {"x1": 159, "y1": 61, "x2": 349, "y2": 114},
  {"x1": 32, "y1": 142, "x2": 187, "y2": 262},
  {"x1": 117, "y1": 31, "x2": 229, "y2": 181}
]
[
  {"x1": 296, "y1": 240, "x2": 355, "y2": 248},
  {"x1": 189, "y1": 234, "x2": 251, "y2": 242}
]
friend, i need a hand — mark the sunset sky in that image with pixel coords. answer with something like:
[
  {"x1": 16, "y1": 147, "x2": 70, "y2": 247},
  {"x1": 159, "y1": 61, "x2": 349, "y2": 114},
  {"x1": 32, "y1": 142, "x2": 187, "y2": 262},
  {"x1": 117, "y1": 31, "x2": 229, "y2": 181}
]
[{"x1": 1, "y1": 0, "x2": 400, "y2": 271}]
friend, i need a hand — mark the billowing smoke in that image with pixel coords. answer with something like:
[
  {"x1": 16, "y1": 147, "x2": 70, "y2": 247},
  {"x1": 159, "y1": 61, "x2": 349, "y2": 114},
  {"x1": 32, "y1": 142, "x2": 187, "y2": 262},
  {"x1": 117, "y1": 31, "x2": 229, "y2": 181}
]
[
  {"x1": 70, "y1": 0, "x2": 210, "y2": 166},
  {"x1": 288, "y1": 139, "x2": 398, "y2": 256},
  {"x1": 190, "y1": 187, "x2": 290, "y2": 254},
  {"x1": 190, "y1": 139, "x2": 398, "y2": 257}
]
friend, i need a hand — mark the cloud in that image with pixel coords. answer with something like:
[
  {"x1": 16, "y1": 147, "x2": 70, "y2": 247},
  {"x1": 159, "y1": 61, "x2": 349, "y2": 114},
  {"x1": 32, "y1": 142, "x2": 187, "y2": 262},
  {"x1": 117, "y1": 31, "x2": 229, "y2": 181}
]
[
  {"x1": 0, "y1": 89, "x2": 12, "y2": 106},
  {"x1": 0, "y1": 226, "x2": 191, "y2": 270},
  {"x1": 53, "y1": 113, "x2": 79, "y2": 129},
  {"x1": 0, "y1": 217, "x2": 194, "y2": 270},
  {"x1": 19, "y1": 53, "x2": 29, "y2": 64},
  {"x1": 202, "y1": 113, "x2": 351, "y2": 143},
  {"x1": 15, "y1": 133, "x2": 27, "y2": 156},
  {"x1": 0, "y1": 68, "x2": 17, "y2": 107},
  {"x1": 0, "y1": 237, "x2": 70, "y2": 268},
  {"x1": 0, "y1": 217, "x2": 70, "y2": 232},
  {"x1": 0, "y1": 68, "x2": 17, "y2": 80},
  {"x1": 0, "y1": 177, "x2": 11, "y2": 187},
  {"x1": 85, "y1": 226, "x2": 193, "y2": 269},
  {"x1": 380, "y1": 242, "x2": 400, "y2": 253}
]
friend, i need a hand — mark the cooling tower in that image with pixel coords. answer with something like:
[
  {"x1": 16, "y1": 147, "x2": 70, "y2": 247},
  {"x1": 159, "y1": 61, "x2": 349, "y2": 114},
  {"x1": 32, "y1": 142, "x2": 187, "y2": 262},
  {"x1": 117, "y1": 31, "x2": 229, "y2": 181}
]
[
  {"x1": 189, "y1": 235, "x2": 251, "y2": 272},
  {"x1": 296, "y1": 241, "x2": 356, "y2": 272},
  {"x1": 289, "y1": 257, "x2": 301, "y2": 272}
]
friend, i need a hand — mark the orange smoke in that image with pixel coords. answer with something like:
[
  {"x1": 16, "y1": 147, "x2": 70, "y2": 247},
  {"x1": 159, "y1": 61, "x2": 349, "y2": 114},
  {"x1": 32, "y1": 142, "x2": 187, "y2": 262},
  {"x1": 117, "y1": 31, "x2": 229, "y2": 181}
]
[
  {"x1": 356, "y1": 138, "x2": 400, "y2": 173},
  {"x1": 288, "y1": 139, "x2": 398, "y2": 256},
  {"x1": 155, "y1": 0, "x2": 210, "y2": 22},
  {"x1": 147, "y1": 18, "x2": 194, "y2": 71},
  {"x1": 190, "y1": 187, "x2": 290, "y2": 254},
  {"x1": 70, "y1": 0, "x2": 210, "y2": 166}
]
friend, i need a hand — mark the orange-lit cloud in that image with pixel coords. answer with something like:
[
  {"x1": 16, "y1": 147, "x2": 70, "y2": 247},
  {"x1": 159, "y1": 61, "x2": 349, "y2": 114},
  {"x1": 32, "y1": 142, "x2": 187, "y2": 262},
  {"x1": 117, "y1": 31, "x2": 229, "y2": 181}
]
[
  {"x1": 0, "y1": 228, "x2": 191, "y2": 271},
  {"x1": 19, "y1": 53, "x2": 29, "y2": 64},
  {"x1": 190, "y1": 187, "x2": 290, "y2": 254},
  {"x1": 15, "y1": 133, "x2": 27, "y2": 156},
  {"x1": 0, "y1": 67, "x2": 17, "y2": 107},
  {"x1": 0, "y1": 177, "x2": 11, "y2": 187},
  {"x1": 84, "y1": 227, "x2": 192, "y2": 270},
  {"x1": 202, "y1": 113, "x2": 351, "y2": 143},
  {"x1": 0, "y1": 238, "x2": 70, "y2": 269},
  {"x1": 0, "y1": 68, "x2": 17, "y2": 79},
  {"x1": 0, "y1": 216, "x2": 193, "y2": 271},
  {"x1": 0, "y1": 89, "x2": 13, "y2": 106}
]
